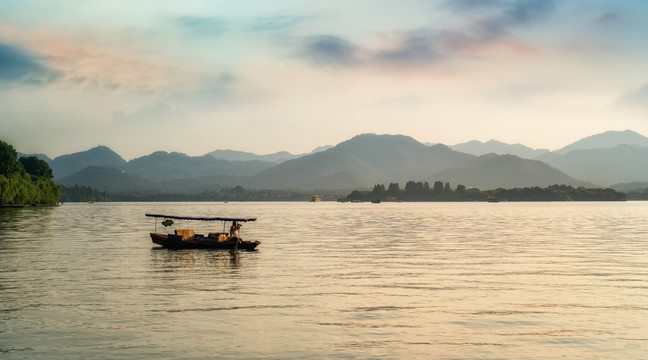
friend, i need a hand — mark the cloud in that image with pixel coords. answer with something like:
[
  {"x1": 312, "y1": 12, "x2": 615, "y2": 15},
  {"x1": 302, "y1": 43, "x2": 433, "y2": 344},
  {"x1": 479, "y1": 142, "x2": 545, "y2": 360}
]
[
  {"x1": 595, "y1": 12, "x2": 622, "y2": 25},
  {"x1": 372, "y1": 29, "x2": 441, "y2": 66},
  {"x1": 295, "y1": 1, "x2": 553, "y2": 71},
  {"x1": 249, "y1": 15, "x2": 304, "y2": 32},
  {"x1": 450, "y1": 0, "x2": 556, "y2": 42},
  {"x1": 0, "y1": 43, "x2": 60, "y2": 85},
  {"x1": 168, "y1": 72, "x2": 243, "y2": 106},
  {"x1": 503, "y1": 0, "x2": 556, "y2": 25},
  {"x1": 612, "y1": 83, "x2": 648, "y2": 111},
  {"x1": 443, "y1": 0, "x2": 509, "y2": 13},
  {"x1": 113, "y1": 101, "x2": 186, "y2": 126},
  {"x1": 299, "y1": 35, "x2": 360, "y2": 67},
  {"x1": 444, "y1": 0, "x2": 556, "y2": 24},
  {"x1": 0, "y1": 23, "x2": 245, "y2": 96},
  {"x1": 177, "y1": 16, "x2": 229, "y2": 36},
  {"x1": 176, "y1": 14, "x2": 304, "y2": 37}
]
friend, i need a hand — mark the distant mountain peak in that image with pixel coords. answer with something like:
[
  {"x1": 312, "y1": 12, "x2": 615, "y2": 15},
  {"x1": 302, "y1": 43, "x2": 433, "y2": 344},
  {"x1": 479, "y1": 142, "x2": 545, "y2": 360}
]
[
  {"x1": 555, "y1": 129, "x2": 648, "y2": 154},
  {"x1": 50, "y1": 145, "x2": 126, "y2": 179},
  {"x1": 207, "y1": 149, "x2": 298, "y2": 163},
  {"x1": 336, "y1": 133, "x2": 422, "y2": 149},
  {"x1": 450, "y1": 139, "x2": 549, "y2": 159}
]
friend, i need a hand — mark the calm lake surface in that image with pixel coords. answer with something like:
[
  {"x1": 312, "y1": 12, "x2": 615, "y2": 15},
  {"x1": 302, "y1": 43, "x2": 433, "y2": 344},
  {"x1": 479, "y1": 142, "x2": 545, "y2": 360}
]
[{"x1": 1, "y1": 201, "x2": 647, "y2": 359}]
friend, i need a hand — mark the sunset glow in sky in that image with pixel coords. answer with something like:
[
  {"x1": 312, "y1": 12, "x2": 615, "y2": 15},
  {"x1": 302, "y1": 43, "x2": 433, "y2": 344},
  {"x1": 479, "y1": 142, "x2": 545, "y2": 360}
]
[{"x1": 1, "y1": 0, "x2": 647, "y2": 159}]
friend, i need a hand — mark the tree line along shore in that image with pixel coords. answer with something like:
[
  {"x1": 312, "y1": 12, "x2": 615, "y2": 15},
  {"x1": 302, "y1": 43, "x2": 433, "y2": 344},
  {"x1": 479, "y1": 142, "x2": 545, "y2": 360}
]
[
  {"x1": 347, "y1": 181, "x2": 627, "y2": 202},
  {"x1": 58, "y1": 183, "x2": 628, "y2": 203}
]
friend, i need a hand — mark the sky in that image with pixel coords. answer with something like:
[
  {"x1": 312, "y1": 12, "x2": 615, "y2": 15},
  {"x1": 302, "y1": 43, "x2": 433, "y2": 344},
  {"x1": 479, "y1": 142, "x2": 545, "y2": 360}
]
[{"x1": 1, "y1": 0, "x2": 647, "y2": 160}]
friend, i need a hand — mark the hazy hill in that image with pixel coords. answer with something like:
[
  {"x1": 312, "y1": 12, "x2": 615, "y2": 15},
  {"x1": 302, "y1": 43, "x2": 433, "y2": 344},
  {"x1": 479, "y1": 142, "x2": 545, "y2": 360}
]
[
  {"x1": 450, "y1": 140, "x2": 549, "y2": 159},
  {"x1": 48, "y1": 130, "x2": 648, "y2": 193},
  {"x1": 311, "y1": 145, "x2": 334, "y2": 153},
  {"x1": 59, "y1": 165, "x2": 247, "y2": 193},
  {"x1": 18, "y1": 153, "x2": 52, "y2": 162},
  {"x1": 56, "y1": 149, "x2": 273, "y2": 192},
  {"x1": 432, "y1": 154, "x2": 591, "y2": 190},
  {"x1": 207, "y1": 150, "x2": 297, "y2": 163},
  {"x1": 125, "y1": 151, "x2": 274, "y2": 181},
  {"x1": 536, "y1": 144, "x2": 648, "y2": 186},
  {"x1": 334, "y1": 134, "x2": 475, "y2": 179},
  {"x1": 247, "y1": 134, "x2": 477, "y2": 189},
  {"x1": 246, "y1": 150, "x2": 382, "y2": 189},
  {"x1": 554, "y1": 130, "x2": 648, "y2": 155},
  {"x1": 58, "y1": 166, "x2": 157, "y2": 192},
  {"x1": 611, "y1": 181, "x2": 648, "y2": 192},
  {"x1": 207, "y1": 145, "x2": 333, "y2": 163},
  {"x1": 50, "y1": 146, "x2": 127, "y2": 179},
  {"x1": 246, "y1": 134, "x2": 569, "y2": 190}
]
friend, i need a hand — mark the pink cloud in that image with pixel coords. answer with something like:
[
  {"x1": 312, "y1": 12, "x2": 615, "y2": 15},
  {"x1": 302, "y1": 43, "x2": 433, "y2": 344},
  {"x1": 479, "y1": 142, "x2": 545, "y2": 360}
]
[{"x1": 0, "y1": 22, "x2": 206, "y2": 94}]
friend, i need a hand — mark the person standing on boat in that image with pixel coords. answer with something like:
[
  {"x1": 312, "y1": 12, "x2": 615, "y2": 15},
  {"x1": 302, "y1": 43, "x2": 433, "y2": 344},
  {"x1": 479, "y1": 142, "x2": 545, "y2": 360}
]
[{"x1": 230, "y1": 221, "x2": 241, "y2": 239}]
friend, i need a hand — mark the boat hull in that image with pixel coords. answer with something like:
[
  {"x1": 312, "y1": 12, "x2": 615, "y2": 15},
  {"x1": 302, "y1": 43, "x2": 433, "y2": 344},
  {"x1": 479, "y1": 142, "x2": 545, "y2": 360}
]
[{"x1": 150, "y1": 233, "x2": 260, "y2": 250}]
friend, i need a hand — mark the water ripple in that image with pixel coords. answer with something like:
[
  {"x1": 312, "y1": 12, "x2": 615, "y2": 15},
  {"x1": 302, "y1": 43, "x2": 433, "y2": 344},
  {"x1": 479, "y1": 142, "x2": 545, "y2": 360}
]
[{"x1": 1, "y1": 202, "x2": 648, "y2": 359}]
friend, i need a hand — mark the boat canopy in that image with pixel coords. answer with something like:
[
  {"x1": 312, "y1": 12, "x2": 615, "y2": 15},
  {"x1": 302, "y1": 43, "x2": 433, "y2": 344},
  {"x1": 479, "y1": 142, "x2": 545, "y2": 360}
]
[{"x1": 146, "y1": 213, "x2": 257, "y2": 222}]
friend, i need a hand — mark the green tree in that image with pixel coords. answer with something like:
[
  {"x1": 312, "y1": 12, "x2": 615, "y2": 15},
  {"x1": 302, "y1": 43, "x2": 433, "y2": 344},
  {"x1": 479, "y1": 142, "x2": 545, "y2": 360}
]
[
  {"x1": 387, "y1": 182, "x2": 400, "y2": 193},
  {"x1": 444, "y1": 182, "x2": 452, "y2": 194},
  {"x1": 0, "y1": 141, "x2": 60, "y2": 205},
  {"x1": 19, "y1": 156, "x2": 54, "y2": 179},
  {"x1": 405, "y1": 181, "x2": 418, "y2": 192},
  {"x1": 0, "y1": 140, "x2": 23, "y2": 176}
]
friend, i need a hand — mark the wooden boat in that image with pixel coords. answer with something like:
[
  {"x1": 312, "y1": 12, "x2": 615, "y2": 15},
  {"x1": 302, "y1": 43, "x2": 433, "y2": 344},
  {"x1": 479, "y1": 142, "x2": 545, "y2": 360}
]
[{"x1": 146, "y1": 213, "x2": 260, "y2": 250}]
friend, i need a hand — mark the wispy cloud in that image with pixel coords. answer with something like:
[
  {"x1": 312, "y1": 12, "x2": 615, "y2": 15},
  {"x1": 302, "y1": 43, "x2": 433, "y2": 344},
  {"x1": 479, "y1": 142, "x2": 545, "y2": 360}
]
[
  {"x1": 249, "y1": 15, "x2": 304, "y2": 32},
  {"x1": 443, "y1": 0, "x2": 509, "y2": 13},
  {"x1": 595, "y1": 11, "x2": 622, "y2": 25},
  {"x1": 372, "y1": 29, "x2": 441, "y2": 66},
  {"x1": 0, "y1": 22, "x2": 242, "y2": 97},
  {"x1": 440, "y1": 0, "x2": 556, "y2": 48},
  {"x1": 175, "y1": 14, "x2": 305, "y2": 36},
  {"x1": 299, "y1": 35, "x2": 360, "y2": 67},
  {"x1": 502, "y1": 0, "x2": 556, "y2": 25},
  {"x1": 613, "y1": 83, "x2": 648, "y2": 111},
  {"x1": 113, "y1": 101, "x2": 186, "y2": 126},
  {"x1": 177, "y1": 16, "x2": 229, "y2": 36},
  {"x1": 0, "y1": 43, "x2": 60, "y2": 85},
  {"x1": 295, "y1": 1, "x2": 554, "y2": 71}
]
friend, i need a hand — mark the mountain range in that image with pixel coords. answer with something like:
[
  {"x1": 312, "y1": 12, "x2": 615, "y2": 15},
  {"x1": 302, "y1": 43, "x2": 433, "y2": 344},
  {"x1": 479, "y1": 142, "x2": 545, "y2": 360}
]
[
  {"x1": 449, "y1": 140, "x2": 550, "y2": 158},
  {"x1": 18, "y1": 129, "x2": 648, "y2": 193}
]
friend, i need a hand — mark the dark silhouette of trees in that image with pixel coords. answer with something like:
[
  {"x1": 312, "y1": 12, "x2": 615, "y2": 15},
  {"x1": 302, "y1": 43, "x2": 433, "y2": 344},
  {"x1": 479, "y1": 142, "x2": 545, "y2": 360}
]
[
  {"x1": 346, "y1": 181, "x2": 626, "y2": 202},
  {"x1": 0, "y1": 140, "x2": 22, "y2": 176},
  {"x1": 0, "y1": 141, "x2": 60, "y2": 205},
  {"x1": 60, "y1": 185, "x2": 109, "y2": 202},
  {"x1": 432, "y1": 181, "x2": 444, "y2": 194},
  {"x1": 19, "y1": 156, "x2": 53, "y2": 179}
]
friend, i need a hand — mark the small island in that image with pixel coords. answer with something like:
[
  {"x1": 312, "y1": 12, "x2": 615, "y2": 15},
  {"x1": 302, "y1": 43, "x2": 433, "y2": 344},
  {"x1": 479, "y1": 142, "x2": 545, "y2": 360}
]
[{"x1": 346, "y1": 181, "x2": 627, "y2": 202}]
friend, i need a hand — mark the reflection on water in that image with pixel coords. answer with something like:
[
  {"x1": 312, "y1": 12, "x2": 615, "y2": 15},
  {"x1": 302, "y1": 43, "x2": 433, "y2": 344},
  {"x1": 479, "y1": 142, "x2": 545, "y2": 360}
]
[
  {"x1": 1, "y1": 202, "x2": 648, "y2": 359},
  {"x1": 149, "y1": 248, "x2": 242, "y2": 272}
]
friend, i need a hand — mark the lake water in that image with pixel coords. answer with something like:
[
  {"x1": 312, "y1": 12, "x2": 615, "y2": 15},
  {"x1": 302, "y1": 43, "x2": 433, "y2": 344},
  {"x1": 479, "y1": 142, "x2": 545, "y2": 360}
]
[{"x1": 1, "y1": 201, "x2": 648, "y2": 359}]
